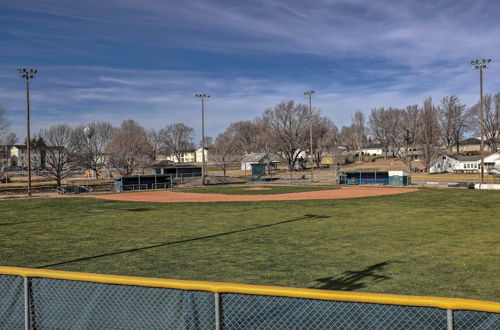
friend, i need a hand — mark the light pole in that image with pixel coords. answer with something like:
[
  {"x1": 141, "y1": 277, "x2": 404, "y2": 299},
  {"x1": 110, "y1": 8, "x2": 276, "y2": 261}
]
[
  {"x1": 17, "y1": 68, "x2": 37, "y2": 196},
  {"x1": 195, "y1": 93, "x2": 210, "y2": 185},
  {"x1": 471, "y1": 59, "x2": 491, "y2": 185},
  {"x1": 304, "y1": 90, "x2": 315, "y2": 182}
]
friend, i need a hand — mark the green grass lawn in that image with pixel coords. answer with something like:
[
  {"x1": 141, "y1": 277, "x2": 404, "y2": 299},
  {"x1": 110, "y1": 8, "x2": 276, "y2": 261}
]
[
  {"x1": 173, "y1": 184, "x2": 339, "y2": 195},
  {"x1": 0, "y1": 188, "x2": 499, "y2": 301}
]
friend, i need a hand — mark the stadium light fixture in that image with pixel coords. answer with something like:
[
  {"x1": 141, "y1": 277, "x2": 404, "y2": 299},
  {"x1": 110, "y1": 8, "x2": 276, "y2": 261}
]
[
  {"x1": 471, "y1": 59, "x2": 492, "y2": 185},
  {"x1": 304, "y1": 90, "x2": 316, "y2": 182},
  {"x1": 17, "y1": 68, "x2": 38, "y2": 196},
  {"x1": 195, "y1": 93, "x2": 211, "y2": 185}
]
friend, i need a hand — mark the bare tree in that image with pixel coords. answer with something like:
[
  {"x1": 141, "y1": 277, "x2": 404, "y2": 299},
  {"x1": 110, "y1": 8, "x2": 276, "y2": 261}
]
[
  {"x1": 0, "y1": 106, "x2": 8, "y2": 138},
  {"x1": 226, "y1": 120, "x2": 260, "y2": 154},
  {"x1": 199, "y1": 136, "x2": 214, "y2": 149},
  {"x1": 210, "y1": 131, "x2": 241, "y2": 180},
  {"x1": 34, "y1": 124, "x2": 77, "y2": 187},
  {"x1": 417, "y1": 98, "x2": 441, "y2": 170},
  {"x1": 351, "y1": 111, "x2": 367, "y2": 161},
  {"x1": 480, "y1": 93, "x2": 500, "y2": 152},
  {"x1": 369, "y1": 107, "x2": 400, "y2": 158},
  {"x1": 261, "y1": 100, "x2": 309, "y2": 171},
  {"x1": 73, "y1": 122, "x2": 113, "y2": 178},
  {"x1": 439, "y1": 95, "x2": 469, "y2": 154},
  {"x1": 107, "y1": 120, "x2": 153, "y2": 176},
  {"x1": 146, "y1": 128, "x2": 163, "y2": 161},
  {"x1": 1, "y1": 133, "x2": 18, "y2": 180},
  {"x1": 340, "y1": 125, "x2": 356, "y2": 152},
  {"x1": 311, "y1": 115, "x2": 338, "y2": 166},
  {"x1": 159, "y1": 123, "x2": 195, "y2": 162},
  {"x1": 393, "y1": 105, "x2": 419, "y2": 171}
]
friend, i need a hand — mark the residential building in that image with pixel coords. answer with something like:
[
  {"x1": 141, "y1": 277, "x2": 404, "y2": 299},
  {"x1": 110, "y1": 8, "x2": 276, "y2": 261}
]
[
  {"x1": 9, "y1": 145, "x2": 61, "y2": 169},
  {"x1": 429, "y1": 153, "x2": 500, "y2": 173},
  {"x1": 362, "y1": 143, "x2": 385, "y2": 156},
  {"x1": 160, "y1": 148, "x2": 208, "y2": 163}
]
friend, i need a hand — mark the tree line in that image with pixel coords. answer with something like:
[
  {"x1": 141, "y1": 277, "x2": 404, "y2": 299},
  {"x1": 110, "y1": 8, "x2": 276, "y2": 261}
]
[{"x1": 1, "y1": 92, "x2": 499, "y2": 186}]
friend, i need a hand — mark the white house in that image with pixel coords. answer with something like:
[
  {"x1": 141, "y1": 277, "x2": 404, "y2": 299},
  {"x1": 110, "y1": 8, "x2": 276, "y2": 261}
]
[
  {"x1": 362, "y1": 143, "x2": 385, "y2": 156},
  {"x1": 9, "y1": 145, "x2": 62, "y2": 170},
  {"x1": 430, "y1": 153, "x2": 500, "y2": 173},
  {"x1": 453, "y1": 155, "x2": 482, "y2": 173},
  {"x1": 160, "y1": 148, "x2": 208, "y2": 163},
  {"x1": 484, "y1": 153, "x2": 500, "y2": 173}
]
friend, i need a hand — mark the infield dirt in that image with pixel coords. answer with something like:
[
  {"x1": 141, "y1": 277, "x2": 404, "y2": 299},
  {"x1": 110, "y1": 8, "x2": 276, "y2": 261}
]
[{"x1": 94, "y1": 186, "x2": 418, "y2": 203}]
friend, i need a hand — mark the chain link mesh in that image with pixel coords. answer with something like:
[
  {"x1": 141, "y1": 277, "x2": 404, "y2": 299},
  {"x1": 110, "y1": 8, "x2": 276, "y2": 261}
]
[
  {"x1": 28, "y1": 277, "x2": 215, "y2": 329},
  {"x1": 454, "y1": 310, "x2": 500, "y2": 330},
  {"x1": 0, "y1": 275, "x2": 24, "y2": 330},
  {"x1": 2, "y1": 274, "x2": 499, "y2": 329},
  {"x1": 221, "y1": 293, "x2": 447, "y2": 329}
]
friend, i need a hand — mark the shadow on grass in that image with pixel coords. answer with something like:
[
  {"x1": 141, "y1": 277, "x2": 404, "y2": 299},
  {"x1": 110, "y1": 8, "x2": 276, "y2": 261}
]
[
  {"x1": 37, "y1": 213, "x2": 330, "y2": 269},
  {"x1": 311, "y1": 261, "x2": 394, "y2": 291},
  {"x1": 126, "y1": 208, "x2": 154, "y2": 212}
]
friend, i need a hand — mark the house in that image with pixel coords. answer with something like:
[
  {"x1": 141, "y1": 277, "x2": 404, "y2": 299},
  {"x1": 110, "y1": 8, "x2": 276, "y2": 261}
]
[
  {"x1": 160, "y1": 148, "x2": 208, "y2": 163},
  {"x1": 429, "y1": 153, "x2": 500, "y2": 173},
  {"x1": 484, "y1": 153, "x2": 500, "y2": 173},
  {"x1": 362, "y1": 143, "x2": 386, "y2": 156},
  {"x1": 452, "y1": 155, "x2": 483, "y2": 173},
  {"x1": 458, "y1": 138, "x2": 483, "y2": 153},
  {"x1": 241, "y1": 153, "x2": 280, "y2": 171},
  {"x1": 9, "y1": 144, "x2": 63, "y2": 170}
]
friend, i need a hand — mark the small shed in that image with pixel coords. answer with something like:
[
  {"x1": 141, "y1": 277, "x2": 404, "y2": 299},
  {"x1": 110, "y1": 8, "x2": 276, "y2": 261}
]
[
  {"x1": 241, "y1": 153, "x2": 280, "y2": 171},
  {"x1": 388, "y1": 170, "x2": 411, "y2": 186}
]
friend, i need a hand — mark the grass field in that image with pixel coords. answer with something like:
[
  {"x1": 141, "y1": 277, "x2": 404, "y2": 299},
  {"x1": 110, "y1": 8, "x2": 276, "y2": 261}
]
[
  {"x1": 173, "y1": 185, "x2": 340, "y2": 195},
  {"x1": 0, "y1": 188, "x2": 499, "y2": 301}
]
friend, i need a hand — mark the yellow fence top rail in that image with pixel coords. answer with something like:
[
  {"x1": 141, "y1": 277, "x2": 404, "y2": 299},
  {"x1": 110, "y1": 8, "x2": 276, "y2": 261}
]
[{"x1": 0, "y1": 266, "x2": 498, "y2": 313}]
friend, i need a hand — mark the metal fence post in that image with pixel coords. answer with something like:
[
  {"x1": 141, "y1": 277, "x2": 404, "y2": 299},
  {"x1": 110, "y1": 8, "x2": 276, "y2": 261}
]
[
  {"x1": 24, "y1": 277, "x2": 29, "y2": 330},
  {"x1": 447, "y1": 309, "x2": 453, "y2": 330},
  {"x1": 214, "y1": 292, "x2": 221, "y2": 330}
]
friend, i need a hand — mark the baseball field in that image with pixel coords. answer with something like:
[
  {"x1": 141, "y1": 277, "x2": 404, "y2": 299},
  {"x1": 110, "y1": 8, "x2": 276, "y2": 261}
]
[{"x1": 0, "y1": 185, "x2": 498, "y2": 301}]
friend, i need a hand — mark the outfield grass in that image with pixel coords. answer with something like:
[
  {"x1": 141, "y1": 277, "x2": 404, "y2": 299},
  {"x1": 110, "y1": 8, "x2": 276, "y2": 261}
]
[
  {"x1": 173, "y1": 185, "x2": 339, "y2": 195},
  {"x1": 0, "y1": 188, "x2": 499, "y2": 301}
]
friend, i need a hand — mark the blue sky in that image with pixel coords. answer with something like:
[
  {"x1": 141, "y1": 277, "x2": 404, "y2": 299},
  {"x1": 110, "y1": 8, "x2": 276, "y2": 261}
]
[{"x1": 1, "y1": 0, "x2": 499, "y2": 140}]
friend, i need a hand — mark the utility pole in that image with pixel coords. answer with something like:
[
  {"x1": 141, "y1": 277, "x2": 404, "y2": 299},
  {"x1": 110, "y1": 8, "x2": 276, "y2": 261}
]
[
  {"x1": 471, "y1": 59, "x2": 491, "y2": 185},
  {"x1": 304, "y1": 90, "x2": 315, "y2": 182},
  {"x1": 195, "y1": 93, "x2": 210, "y2": 185},
  {"x1": 17, "y1": 68, "x2": 37, "y2": 197}
]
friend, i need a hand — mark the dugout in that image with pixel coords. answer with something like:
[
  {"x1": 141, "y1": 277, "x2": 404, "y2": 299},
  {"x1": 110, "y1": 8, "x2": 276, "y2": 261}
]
[
  {"x1": 153, "y1": 161, "x2": 202, "y2": 177},
  {"x1": 339, "y1": 170, "x2": 411, "y2": 186},
  {"x1": 340, "y1": 170, "x2": 390, "y2": 185},
  {"x1": 114, "y1": 174, "x2": 173, "y2": 192}
]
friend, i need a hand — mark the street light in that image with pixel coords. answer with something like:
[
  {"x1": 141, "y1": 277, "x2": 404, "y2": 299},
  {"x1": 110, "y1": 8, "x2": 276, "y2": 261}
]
[
  {"x1": 195, "y1": 93, "x2": 210, "y2": 185},
  {"x1": 17, "y1": 68, "x2": 37, "y2": 196},
  {"x1": 471, "y1": 59, "x2": 492, "y2": 185},
  {"x1": 304, "y1": 90, "x2": 315, "y2": 182}
]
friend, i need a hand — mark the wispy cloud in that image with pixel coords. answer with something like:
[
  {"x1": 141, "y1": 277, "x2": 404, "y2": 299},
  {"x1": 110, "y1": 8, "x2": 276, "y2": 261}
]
[{"x1": 1, "y1": 0, "x2": 499, "y2": 140}]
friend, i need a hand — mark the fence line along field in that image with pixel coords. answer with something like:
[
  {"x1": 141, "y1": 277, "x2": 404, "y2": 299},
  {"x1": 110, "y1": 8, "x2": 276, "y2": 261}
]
[{"x1": 0, "y1": 187, "x2": 498, "y2": 302}]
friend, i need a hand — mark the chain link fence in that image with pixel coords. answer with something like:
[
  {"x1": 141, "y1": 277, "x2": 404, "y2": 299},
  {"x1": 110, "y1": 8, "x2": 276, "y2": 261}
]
[{"x1": 1, "y1": 272, "x2": 498, "y2": 330}]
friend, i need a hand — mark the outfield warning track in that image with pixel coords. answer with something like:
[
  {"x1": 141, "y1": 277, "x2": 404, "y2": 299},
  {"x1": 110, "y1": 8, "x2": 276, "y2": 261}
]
[{"x1": 94, "y1": 186, "x2": 417, "y2": 203}]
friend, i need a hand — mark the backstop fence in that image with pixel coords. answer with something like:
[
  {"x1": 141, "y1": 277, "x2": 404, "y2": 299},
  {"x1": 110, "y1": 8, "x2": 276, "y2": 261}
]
[{"x1": 1, "y1": 267, "x2": 498, "y2": 329}]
